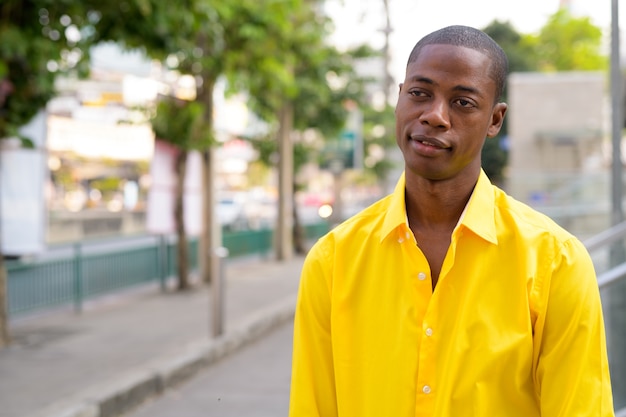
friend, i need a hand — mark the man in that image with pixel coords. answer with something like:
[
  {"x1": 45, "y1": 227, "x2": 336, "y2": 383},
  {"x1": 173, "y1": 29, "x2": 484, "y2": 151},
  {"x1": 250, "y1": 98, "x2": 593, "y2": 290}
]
[{"x1": 289, "y1": 25, "x2": 614, "y2": 416}]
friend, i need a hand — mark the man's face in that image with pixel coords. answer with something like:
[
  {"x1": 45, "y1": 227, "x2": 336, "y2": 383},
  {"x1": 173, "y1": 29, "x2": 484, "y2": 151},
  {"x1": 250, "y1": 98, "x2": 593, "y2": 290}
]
[{"x1": 395, "y1": 44, "x2": 506, "y2": 182}]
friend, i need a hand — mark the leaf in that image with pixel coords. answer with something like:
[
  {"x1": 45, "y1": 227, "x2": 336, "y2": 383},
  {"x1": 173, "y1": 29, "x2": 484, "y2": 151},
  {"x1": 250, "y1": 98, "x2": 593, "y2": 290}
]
[{"x1": 18, "y1": 136, "x2": 35, "y2": 149}]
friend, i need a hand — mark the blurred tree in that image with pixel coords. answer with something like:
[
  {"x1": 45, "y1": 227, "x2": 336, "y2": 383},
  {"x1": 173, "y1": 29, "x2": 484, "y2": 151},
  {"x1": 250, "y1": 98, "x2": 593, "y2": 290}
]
[
  {"x1": 281, "y1": 36, "x2": 374, "y2": 252},
  {"x1": 0, "y1": 1, "x2": 93, "y2": 145},
  {"x1": 480, "y1": 12, "x2": 606, "y2": 183},
  {"x1": 524, "y1": 8, "x2": 607, "y2": 72},
  {"x1": 85, "y1": 0, "x2": 324, "y2": 279},
  {"x1": 0, "y1": 0, "x2": 98, "y2": 348},
  {"x1": 483, "y1": 20, "x2": 537, "y2": 77},
  {"x1": 150, "y1": 97, "x2": 208, "y2": 290},
  {"x1": 87, "y1": 1, "x2": 211, "y2": 290},
  {"x1": 0, "y1": 1, "x2": 213, "y2": 339},
  {"x1": 481, "y1": 20, "x2": 538, "y2": 184},
  {"x1": 0, "y1": 0, "x2": 185, "y2": 341},
  {"x1": 360, "y1": 102, "x2": 398, "y2": 183},
  {"x1": 0, "y1": 0, "x2": 322, "y2": 343},
  {"x1": 219, "y1": 0, "x2": 307, "y2": 260},
  {"x1": 242, "y1": 5, "x2": 375, "y2": 254}
]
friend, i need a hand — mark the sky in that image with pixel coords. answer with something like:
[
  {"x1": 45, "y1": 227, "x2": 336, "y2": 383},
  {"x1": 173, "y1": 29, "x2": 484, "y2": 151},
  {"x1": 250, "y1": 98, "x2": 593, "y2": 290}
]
[{"x1": 325, "y1": 0, "x2": 625, "y2": 84}]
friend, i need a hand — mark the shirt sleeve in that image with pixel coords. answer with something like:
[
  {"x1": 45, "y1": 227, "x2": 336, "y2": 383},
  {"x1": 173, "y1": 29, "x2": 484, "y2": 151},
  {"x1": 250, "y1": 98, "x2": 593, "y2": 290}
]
[
  {"x1": 534, "y1": 237, "x2": 615, "y2": 416},
  {"x1": 289, "y1": 238, "x2": 338, "y2": 417}
]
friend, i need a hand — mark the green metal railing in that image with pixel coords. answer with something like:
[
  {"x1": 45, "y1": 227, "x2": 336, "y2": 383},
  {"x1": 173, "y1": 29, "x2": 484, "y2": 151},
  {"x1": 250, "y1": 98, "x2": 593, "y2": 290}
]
[
  {"x1": 223, "y1": 229, "x2": 272, "y2": 258},
  {"x1": 6, "y1": 223, "x2": 329, "y2": 317},
  {"x1": 583, "y1": 222, "x2": 626, "y2": 413}
]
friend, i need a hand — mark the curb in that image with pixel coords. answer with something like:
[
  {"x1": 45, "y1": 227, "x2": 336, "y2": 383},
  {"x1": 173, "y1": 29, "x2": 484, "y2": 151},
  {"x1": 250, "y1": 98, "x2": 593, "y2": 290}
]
[{"x1": 34, "y1": 296, "x2": 296, "y2": 417}]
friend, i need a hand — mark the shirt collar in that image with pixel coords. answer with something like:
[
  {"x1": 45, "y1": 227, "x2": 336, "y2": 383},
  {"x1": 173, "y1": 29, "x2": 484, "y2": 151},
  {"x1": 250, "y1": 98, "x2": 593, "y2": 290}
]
[
  {"x1": 460, "y1": 170, "x2": 498, "y2": 245},
  {"x1": 380, "y1": 170, "x2": 498, "y2": 245},
  {"x1": 380, "y1": 172, "x2": 409, "y2": 243}
]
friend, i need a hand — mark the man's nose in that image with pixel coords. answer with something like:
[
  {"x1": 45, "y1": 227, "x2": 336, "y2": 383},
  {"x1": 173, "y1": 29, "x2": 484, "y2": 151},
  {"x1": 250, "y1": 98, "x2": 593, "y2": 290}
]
[{"x1": 418, "y1": 99, "x2": 450, "y2": 130}]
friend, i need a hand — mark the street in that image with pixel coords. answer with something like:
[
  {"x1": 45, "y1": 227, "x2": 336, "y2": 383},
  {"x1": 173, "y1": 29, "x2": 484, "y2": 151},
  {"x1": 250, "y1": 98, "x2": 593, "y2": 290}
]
[{"x1": 126, "y1": 320, "x2": 294, "y2": 417}]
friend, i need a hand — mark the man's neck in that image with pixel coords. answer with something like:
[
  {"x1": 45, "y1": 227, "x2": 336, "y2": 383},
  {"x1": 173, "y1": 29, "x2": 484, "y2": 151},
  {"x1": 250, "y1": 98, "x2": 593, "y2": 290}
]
[{"x1": 404, "y1": 173, "x2": 478, "y2": 232}]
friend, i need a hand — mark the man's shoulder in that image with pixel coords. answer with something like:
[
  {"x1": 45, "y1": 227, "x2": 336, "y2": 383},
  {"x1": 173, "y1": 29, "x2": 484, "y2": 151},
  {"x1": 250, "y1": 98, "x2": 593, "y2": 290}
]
[
  {"x1": 319, "y1": 195, "x2": 394, "y2": 242},
  {"x1": 305, "y1": 195, "x2": 392, "y2": 264},
  {"x1": 493, "y1": 186, "x2": 575, "y2": 243}
]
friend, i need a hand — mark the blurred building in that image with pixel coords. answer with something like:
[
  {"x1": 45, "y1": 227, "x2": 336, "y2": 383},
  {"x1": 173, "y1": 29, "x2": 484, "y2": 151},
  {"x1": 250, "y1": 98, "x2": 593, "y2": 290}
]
[
  {"x1": 506, "y1": 71, "x2": 610, "y2": 237},
  {"x1": 25, "y1": 43, "x2": 272, "y2": 245}
]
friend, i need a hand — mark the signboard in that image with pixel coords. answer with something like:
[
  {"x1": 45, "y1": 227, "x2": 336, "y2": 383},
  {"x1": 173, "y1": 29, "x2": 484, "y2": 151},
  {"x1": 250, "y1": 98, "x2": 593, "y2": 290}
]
[
  {"x1": 145, "y1": 140, "x2": 203, "y2": 236},
  {"x1": 320, "y1": 107, "x2": 363, "y2": 172},
  {"x1": 0, "y1": 111, "x2": 47, "y2": 256}
]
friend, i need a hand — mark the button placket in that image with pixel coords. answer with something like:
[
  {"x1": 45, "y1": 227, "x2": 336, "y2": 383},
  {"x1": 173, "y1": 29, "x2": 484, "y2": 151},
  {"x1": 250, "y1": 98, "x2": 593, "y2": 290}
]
[{"x1": 417, "y1": 317, "x2": 436, "y2": 402}]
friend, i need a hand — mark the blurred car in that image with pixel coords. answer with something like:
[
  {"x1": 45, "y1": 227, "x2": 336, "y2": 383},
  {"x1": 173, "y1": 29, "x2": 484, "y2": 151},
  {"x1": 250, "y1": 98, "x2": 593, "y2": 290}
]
[{"x1": 216, "y1": 195, "x2": 248, "y2": 230}]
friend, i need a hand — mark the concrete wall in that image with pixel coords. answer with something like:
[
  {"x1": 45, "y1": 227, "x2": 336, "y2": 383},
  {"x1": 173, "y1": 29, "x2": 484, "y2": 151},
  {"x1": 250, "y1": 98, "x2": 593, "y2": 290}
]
[
  {"x1": 506, "y1": 71, "x2": 609, "y2": 237},
  {"x1": 508, "y1": 71, "x2": 605, "y2": 177}
]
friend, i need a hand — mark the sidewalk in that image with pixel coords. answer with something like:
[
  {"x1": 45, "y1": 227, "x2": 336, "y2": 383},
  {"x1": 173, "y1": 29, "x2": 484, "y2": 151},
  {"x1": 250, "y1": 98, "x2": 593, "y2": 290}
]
[
  {"x1": 127, "y1": 319, "x2": 294, "y2": 417},
  {"x1": 0, "y1": 255, "x2": 305, "y2": 417}
]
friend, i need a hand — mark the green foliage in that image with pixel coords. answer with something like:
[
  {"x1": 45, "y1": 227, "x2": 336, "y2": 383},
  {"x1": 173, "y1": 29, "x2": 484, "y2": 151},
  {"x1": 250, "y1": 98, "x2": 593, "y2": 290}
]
[
  {"x1": 0, "y1": 0, "x2": 208, "y2": 142},
  {"x1": 224, "y1": 0, "x2": 314, "y2": 116},
  {"x1": 228, "y1": 0, "x2": 373, "y2": 135},
  {"x1": 150, "y1": 97, "x2": 212, "y2": 151},
  {"x1": 249, "y1": 132, "x2": 315, "y2": 176},
  {"x1": 83, "y1": 0, "x2": 199, "y2": 60},
  {"x1": 241, "y1": 1, "x2": 375, "y2": 181},
  {"x1": 482, "y1": 20, "x2": 537, "y2": 74},
  {"x1": 480, "y1": 11, "x2": 606, "y2": 181},
  {"x1": 361, "y1": 102, "x2": 398, "y2": 180},
  {"x1": 483, "y1": 11, "x2": 607, "y2": 76},
  {"x1": 90, "y1": 177, "x2": 121, "y2": 193},
  {"x1": 522, "y1": 9, "x2": 607, "y2": 72},
  {"x1": 0, "y1": 0, "x2": 95, "y2": 141},
  {"x1": 480, "y1": 20, "x2": 531, "y2": 181},
  {"x1": 481, "y1": 136, "x2": 508, "y2": 183}
]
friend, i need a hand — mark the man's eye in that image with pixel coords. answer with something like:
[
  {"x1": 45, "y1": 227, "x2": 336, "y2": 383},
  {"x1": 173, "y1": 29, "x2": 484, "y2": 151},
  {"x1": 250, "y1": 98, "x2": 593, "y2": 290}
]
[
  {"x1": 456, "y1": 99, "x2": 474, "y2": 108},
  {"x1": 409, "y1": 90, "x2": 426, "y2": 97}
]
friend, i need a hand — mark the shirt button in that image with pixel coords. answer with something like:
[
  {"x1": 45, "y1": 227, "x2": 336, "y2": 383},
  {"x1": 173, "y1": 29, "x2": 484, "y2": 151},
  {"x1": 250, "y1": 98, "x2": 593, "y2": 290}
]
[
  {"x1": 398, "y1": 237, "x2": 404, "y2": 243},
  {"x1": 425, "y1": 328, "x2": 433, "y2": 337},
  {"x1": 422, "y1": 385, "x2": 431, "y2": 394},
  {"x1": 418, "y1": 272, "x2": 426, "y2": 281}
]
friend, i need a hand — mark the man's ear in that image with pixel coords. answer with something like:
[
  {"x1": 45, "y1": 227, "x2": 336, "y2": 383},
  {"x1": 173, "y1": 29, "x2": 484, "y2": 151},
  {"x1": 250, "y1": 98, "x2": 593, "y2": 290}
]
[{"x1": 486, "y1": 102, "x2": 507, "y2": 138}]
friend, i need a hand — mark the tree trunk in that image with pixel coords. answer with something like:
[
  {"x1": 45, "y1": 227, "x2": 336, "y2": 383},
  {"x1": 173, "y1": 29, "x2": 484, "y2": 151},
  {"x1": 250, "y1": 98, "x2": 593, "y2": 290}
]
[
  {"x1": 174, "y1": 149, "x2": 190, "y2": 290},
  {"x1": 292, "y1": 182, "x2": 306, "y2": 255},
  {"x1": 276, "y1": 102, "x2": 294, "y2": 261},
  {"x1": 0, "y1": 256, "x2": 9, "y2": 348}
]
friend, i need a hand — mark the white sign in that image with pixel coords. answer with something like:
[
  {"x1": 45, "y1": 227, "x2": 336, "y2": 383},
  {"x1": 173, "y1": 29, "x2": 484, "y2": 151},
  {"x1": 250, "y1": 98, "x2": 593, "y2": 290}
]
[
  {"x1": 0, "y1": 111, "x2": 47, "y2": 256},
  {"x1": 145, "y1": 140, "x2": 203, "y2": 236}
]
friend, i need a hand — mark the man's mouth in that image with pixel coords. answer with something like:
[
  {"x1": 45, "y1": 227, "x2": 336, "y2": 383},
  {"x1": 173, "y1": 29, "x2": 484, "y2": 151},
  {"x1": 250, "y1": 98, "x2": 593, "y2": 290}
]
[
  {"x1": 420, "y1": 140, "x2": 441, "y2": 148},
  {"x1": 410, "y1": 135, "x2": 449, "y2": 149}
]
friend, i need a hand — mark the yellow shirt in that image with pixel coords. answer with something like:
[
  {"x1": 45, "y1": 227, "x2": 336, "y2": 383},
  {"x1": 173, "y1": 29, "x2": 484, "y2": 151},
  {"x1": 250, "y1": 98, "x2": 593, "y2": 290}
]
[{"x1": 289, "y1": 170, "x2": 614, "y2": 417}]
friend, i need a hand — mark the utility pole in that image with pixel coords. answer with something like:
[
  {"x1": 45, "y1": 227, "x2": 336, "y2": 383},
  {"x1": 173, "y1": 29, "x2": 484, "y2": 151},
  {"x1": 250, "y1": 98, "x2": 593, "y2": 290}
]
[
  {"x1": 381, "y1": 0, "x2": 401, "y2": 196},
  {"x1": 610, "y1": 0, "x2": 624, "y2": 265},
  {"x1": 610, "y1": 0, "x2": 623, "y2": 227},
  {"x1": 0, "y1": 144, "x2": 8, "y2": 347},
  {"x1": 381, "y1": 0, "x2": 394, "y2": 106}
]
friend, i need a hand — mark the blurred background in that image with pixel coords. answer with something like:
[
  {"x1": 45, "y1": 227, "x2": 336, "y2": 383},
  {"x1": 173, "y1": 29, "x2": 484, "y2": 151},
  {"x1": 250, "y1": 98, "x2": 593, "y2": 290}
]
[
  {"x1": 2, "y1": 0, "x2": 624, "y2": 245},
  {"x1": 1, "y1": 0, "x2": 626, "y2": 415}
]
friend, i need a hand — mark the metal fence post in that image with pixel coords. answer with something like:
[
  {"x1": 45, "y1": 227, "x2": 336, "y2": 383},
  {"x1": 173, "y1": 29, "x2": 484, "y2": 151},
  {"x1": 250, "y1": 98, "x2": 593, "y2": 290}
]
[
  {"x1": 158, "y1": 234, "x2": 167, "y2": 292},
  {"x1": 73, "y1": 242, "x2": 83, "y2": 313},
  {"x1": 211, "y1": 246, "x2": 229, "y2": 338}
]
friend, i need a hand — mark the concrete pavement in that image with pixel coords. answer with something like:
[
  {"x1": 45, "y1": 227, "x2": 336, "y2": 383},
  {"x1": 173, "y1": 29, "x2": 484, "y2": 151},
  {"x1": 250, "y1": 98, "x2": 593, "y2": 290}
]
[
  {"x1": 0, "y1": 255, "x2": 304, "y2": 417},
  {"x1": 127, "y1": 320, "x2": 293, "y2": 417}
]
